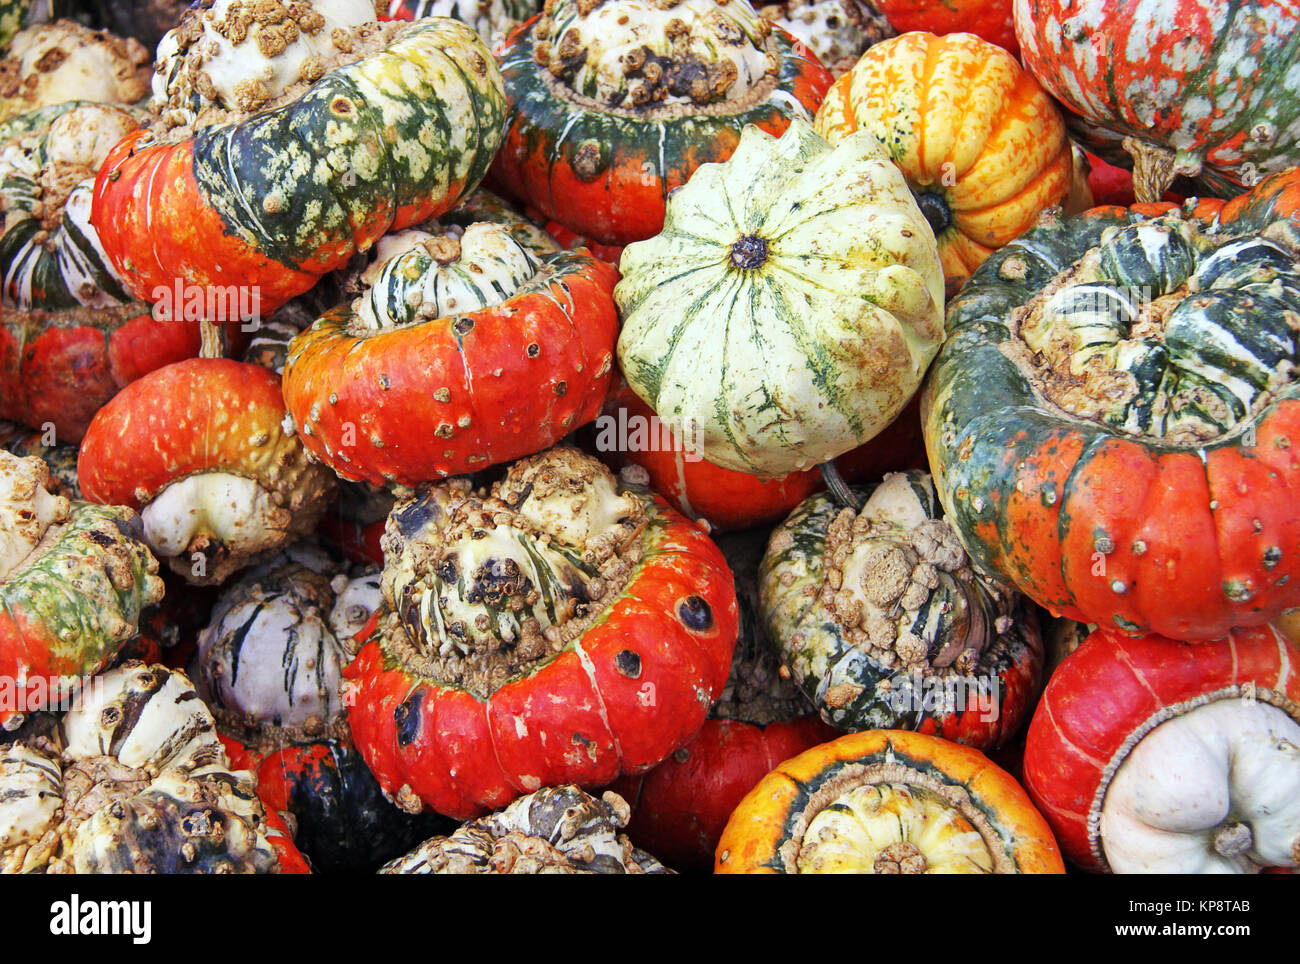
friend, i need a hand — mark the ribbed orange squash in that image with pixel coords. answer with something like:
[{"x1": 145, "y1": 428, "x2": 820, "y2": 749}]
[{"x1": 815, "y1": 31, "x2": 1072, "y2": 297}]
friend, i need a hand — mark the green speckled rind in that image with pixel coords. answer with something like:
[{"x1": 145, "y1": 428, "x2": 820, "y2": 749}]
[
  {"x1": 0, "y1": 502, "x2": 162, "y2": 689},
  {"x1": 925, "y1": 205, "x2": 1300, "y2": 575},
  {"x1": 191, "y1": 18, "x2": 508, "y2": 274},
  {"x1": 922, "y1": 195, "x2": 1300, "y2": 640},
  {"x1": 497, "y1": 20, "x2": 821, "y2": 191}
]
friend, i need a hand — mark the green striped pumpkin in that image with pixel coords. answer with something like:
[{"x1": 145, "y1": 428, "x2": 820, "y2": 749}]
[
  {"x1": 0, "y1": 102, "x2": 139, "y2": 309},
  {"x1": 615, "y1": 118, "x2": 945, "y2": 478},
  {"x1": 387, "y1": 0, "x2": 538, "y2": 40},
  {"x1": 922, "y1": 183, "x2": 1300, "y2": 641},
  {"x1": 759, "y1": 471, "x2": 1041, "y2": 747},
  {"x1": 355, "y1": 221, "x2": 542, "y2": 331}
]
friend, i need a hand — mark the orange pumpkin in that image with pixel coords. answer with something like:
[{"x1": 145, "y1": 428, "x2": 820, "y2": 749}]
[
  {"x1": 715, "y1": 729, "x2": 1065, "y2": 874},
  {"x1": 814, "y1": 31, "x2": 1072, "y2": 297}
]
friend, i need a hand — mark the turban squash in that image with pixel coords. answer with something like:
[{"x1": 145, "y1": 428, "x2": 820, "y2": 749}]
[
  {"x1": 282, "y1": 211, "x2": 618, "y2": 485},
  {"x1": 760, "y1": 471, "x2": 1042, "y2": 748},
  {"x1": 0, "y1": 104, "x2": 222, "y2": 442},
  {"x1": 1023, "y1": 626, "x2": 1300, "y2": 873},
  {"x1": 78, "y1": 358, "x2": 337, "y2": 586},
  {"x1": 922, "y1": 172, "x2": 1300, "y2": 641},
  {"x1": 715, "y1": 729, "x2": 1064, "y2": 873},
  {"x1": 0, "y1": 450, "x2": 162, "y2": 730},
  {"x1": 1014, "y1": 0, "x2": 1300, "y2": 200},
  {"x1": 197, "y1": 553, "x2": 450, "y2": 872},
  {"x1": 814, "y1": 31, "x2": 1073, "y2": 297},
  {"x1": 490, "y1": 0, "x2": 833, "y2": 247},
  {"x1": 0, "y1": 663, "x2": 293, "y2": 873},
  {"x1": 91, "y1": 14, "x2": 508, "y2": 317},
  {"x1": 344, "y1": 447, "x2": 738, "y2": 820},
  {"x1": 607, "y1": 526, "x2": 836, "y2": 872}
]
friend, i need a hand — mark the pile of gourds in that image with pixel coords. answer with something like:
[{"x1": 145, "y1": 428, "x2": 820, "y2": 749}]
[{"x1": 1, "y1": 0, "x2": 1298, "y2": 875}]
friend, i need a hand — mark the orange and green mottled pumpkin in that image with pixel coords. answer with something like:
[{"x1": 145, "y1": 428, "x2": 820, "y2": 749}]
[
  {"x1": 0, "y1": 451, "x2": 163, "y2": 730},
  {"x1": 92, "y1": 15, "x2": 507, "y2": 318},
  {"x1": 923, "y1": 172, "x2": 1300, "y2": 641},
  {"x1": 815, "y1": 31, "x2": 1072, "y2": 297},
  {"x1": 1014, "y1": 0, "x2": 1300, "y2": 199},
  {"x1": 490, "y1": 0, "x2": 833, "y2": 247}
]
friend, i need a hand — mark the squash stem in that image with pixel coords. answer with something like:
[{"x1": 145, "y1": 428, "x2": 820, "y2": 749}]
[
  {"x1": 199, "y1": 319, "x2": 226, "y2": 359},
  {"x1": 1122, "y1": 136, "x2": 1177, "y2": 205},
  {"x1": 819, "y1": 460, "x2": 860, "y2": 510}
]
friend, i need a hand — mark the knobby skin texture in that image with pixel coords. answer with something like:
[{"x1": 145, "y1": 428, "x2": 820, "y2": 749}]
[{"x1": 91, "y1": 18, "x2": 508, "y2": 316}]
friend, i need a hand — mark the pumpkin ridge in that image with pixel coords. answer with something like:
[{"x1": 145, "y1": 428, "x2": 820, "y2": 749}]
[
  {"x1": 759, "y1": 269, "x2": 864, "y2": 438},
  {"x1": 915, "y1": 34, "x2": 941, "y2": 184},
  {"x1": 1041, "y1": 695, "x2": 1107, "y2": 770},
  {"x1": 437, "y1": 48, "x2": 495, "y2": 191},
  {"x1": 940, "y1": 39, "x2": 1017, "y2": 184},
  {"x1": 956, "y1": 73, "x2": 1058, "y2": 205},
  {"x1": 633, "y1": 263, "x2": 735, "y2": 411},
  {"x1": 951, "y1": 143, "x2": 1068, "y2": 216}
]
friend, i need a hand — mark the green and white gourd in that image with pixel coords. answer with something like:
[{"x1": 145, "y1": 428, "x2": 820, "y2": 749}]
[
  {"x1": 354, "y1": 221, "x2": 541, "y2": 331},
  {"x1": 1013, "y1": 212, "x2": 1300, "y2": 446},
  {"x1": 759, "y1": 471, "x2": 1038, "y2": 733},
  {"x1": 616, "y1": 119, "x2": 945, "y2": 477},
  {"x1": 197, "y1": 548, "x2": 382, "y2": 742},
  {"x1": 0, "y1": 102, "x2": 139, "y2": 309},
  {"x1": 0, "y1": 664, "x2": 279, "y2": 874},
  {"x1": 0, "y1": 452, "x2": 164, "y2": 733},
  {"x1": 379, "y1": 785, "x2": 671, "y2": 873},
  {"x1": 535, "y1": 0, "x2": 774, "y2": 109}
]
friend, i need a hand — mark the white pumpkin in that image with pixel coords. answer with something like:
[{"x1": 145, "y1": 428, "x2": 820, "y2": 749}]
[
  {"x1": 1100, "y1": 698, "x2": 1300, "y2": 873},
  {"x1": 197, "y1": 551, "x2": 381, "y2": 738}
]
